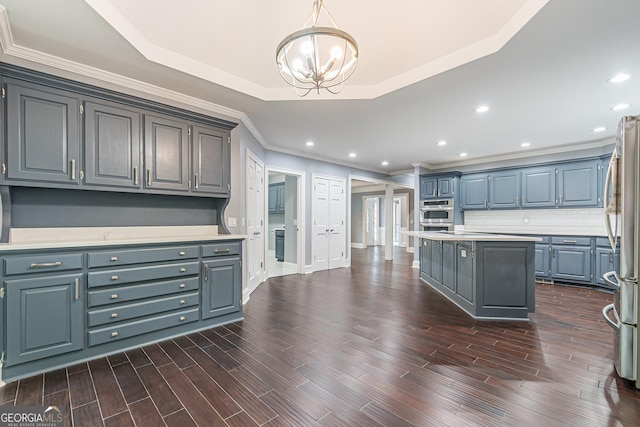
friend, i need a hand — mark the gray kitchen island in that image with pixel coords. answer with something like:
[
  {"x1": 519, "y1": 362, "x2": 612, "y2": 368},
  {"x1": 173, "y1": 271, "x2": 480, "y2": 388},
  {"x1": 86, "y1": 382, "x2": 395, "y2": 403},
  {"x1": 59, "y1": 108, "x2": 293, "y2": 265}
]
[{"x1": 408, "y1": 231, "x2": 540, "y2": 320}]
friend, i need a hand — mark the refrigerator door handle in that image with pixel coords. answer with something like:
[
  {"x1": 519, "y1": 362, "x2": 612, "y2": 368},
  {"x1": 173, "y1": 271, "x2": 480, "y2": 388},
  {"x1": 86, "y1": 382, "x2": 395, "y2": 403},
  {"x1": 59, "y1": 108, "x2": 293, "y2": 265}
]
[
  {"x1": 603, "y1": 149, "x2": 619, "y2": 251},
  {"x1": 602, "y1": 303, "x2": 620, "y2": 330},
  {"x1": 603, "y1": 271, "x2": 620, "y2": 289}
]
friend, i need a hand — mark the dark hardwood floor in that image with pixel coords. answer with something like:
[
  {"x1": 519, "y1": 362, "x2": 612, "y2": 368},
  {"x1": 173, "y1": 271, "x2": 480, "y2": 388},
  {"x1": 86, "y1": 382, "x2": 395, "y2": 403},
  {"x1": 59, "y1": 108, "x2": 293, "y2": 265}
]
[{"x1": 3, "y1": 246, "x2": 640, "y2": 426}]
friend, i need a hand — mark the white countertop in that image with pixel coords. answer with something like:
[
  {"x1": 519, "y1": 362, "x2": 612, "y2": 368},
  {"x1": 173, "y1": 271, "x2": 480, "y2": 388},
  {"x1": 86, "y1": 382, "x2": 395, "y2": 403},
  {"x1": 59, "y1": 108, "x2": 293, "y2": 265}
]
[
  {"x1": 0, "y1": 226, "x2": 246, "y2": 251},
  {"x1": 404, "y1": 231, "x2": 541, "y2": 242}
]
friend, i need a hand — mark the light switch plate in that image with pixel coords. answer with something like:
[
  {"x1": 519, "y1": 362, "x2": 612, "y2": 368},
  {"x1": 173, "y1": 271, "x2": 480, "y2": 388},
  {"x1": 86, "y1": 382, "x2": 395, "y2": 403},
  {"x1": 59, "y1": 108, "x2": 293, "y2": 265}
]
[{"x1": 227, "y1": 217, "x2": 237, "y2": 227}]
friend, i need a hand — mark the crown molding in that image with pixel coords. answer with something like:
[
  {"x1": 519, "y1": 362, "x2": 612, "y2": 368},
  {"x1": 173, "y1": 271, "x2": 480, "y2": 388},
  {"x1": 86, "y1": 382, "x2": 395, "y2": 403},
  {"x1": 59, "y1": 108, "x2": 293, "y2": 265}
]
[{"x1": 0, "y1": 5, "x2": 268, "y2": 148}]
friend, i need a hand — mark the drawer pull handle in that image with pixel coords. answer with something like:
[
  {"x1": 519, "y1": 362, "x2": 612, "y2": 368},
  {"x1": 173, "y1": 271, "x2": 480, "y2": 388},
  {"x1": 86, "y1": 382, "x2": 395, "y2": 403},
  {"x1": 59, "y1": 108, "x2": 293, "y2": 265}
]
[
  {"x1": 75, "y1": 278, "x2": 79, "y2": 301},
  {"x1": 180, "y1": 268, "x2": 186, "y2": 273},
  {"x1": 179, "y1": 316, "x2": 186, "y2": 321},
  {"x1": 30, "y1": 261, "x2": 62, "y2": 268},
  {"x1": 180, "y1": 299, "x2": 186, "y2": 304},
  {"x1": 111, "y1": 313, "x2": 118, "y2": 318},
  {"x1": 179, "y1": 283, "x2": 186, "y2": 288},
  {"x1": 110, "y1": 256, "x2": 118, "y2": 261},
  {"x1": 111, "y1": 294, "x2": 118, "y2": 299},
  {"x1": 214, "y1": 249, "x2": 231, "y2": 254},
  {"x1": 111, "y1": 275, "x2": 119, "y2": 280},
  {"x1": 179, "y1": 251, "x2": 186, "y2": 256},
  {"x1": 111, "y1": 332, "x2": 119, "y2": 337},
  {"x1": 204, "y1": 264, "x2": 209, "y2": 281},
  {"x1": 563, "y1": 240, "x2": 577, "y2": 244}
]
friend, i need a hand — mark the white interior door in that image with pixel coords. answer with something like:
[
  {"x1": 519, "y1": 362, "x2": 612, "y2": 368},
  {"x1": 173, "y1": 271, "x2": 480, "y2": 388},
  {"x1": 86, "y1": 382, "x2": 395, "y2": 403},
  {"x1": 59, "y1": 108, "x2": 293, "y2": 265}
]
[
  {"x1": 312, "y1": 176, "x2": 330, "y2": 271},
  {"x1": 364, "y1": 197, "x2": 377, "y2": 247},
  {"x1": 246, "y1": 151, "x2": 264, "y2": 294},
  {"x1": 328, "y1": 179, "x2": 345, "y2": 269},
  {"x1": 312, "y1": 175, "x2": 345, "y2": 271}
]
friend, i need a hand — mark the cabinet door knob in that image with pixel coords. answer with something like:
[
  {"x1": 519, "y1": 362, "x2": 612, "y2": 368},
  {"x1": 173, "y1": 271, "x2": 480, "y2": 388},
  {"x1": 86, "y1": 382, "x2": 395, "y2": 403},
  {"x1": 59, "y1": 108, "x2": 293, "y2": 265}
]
[
  {"x1": 179, "y1": 316, "x2": 186, "y2": 321},
  {"x1": 110, "y1": 256, "x2": 118, "y2": 262},
  {"x1": 111, "y1": 332, "x2": 119, "y2": 337},
  {"x1": 111, "y1": 313, "x2": 118, "y2": 318},
  {"x1": 179, "y1": 251, "x2": 186, "y2": 256},
  {"x1": 111, "y1": 294, "x2": 118, "y2": 299},
  {"x1": 180, "y1": 268, "x2": 186, "y2": 273},
  {"x1": 179, "y1": 283, "x2": 186, "y2": 288},
  {"x1": 111, "y1": 275, "x2": 119, "y2": 280},
  {"x1": 180, "y1": 300, "x2": 186, "y2": 304}
]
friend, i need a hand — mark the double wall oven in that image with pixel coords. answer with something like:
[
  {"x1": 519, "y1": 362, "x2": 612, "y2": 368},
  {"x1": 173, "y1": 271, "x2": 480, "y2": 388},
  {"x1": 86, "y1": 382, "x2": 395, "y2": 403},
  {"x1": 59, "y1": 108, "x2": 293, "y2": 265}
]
[{"x1": 420, "y1": 199, "x2": 455, "y2": 232}]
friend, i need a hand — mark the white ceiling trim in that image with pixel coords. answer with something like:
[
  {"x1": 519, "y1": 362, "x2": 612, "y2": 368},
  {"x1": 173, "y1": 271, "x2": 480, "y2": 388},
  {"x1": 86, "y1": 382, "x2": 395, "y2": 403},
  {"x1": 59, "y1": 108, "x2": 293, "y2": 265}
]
[
  {"x1": 0, "y1": 5, "x2": 267, "y2": 146},
  {"x1": 84, "y1": 0, "x2": 550, "y2": 102}
]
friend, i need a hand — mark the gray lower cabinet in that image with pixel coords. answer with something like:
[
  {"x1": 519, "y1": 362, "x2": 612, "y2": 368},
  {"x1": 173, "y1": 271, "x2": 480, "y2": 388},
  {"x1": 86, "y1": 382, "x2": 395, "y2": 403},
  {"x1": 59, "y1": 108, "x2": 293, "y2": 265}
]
[
  {"x1": 595, "y1": 237, "x2": 619, "y2": 289},
  {"x1": 5, "y1": 274, "x2": 84, "y2": 365},
  {"x1": 84, "y1": 100, "x2": 142, "y2": 189},
  {"x1": 1, "y1": 239, "x2": 243, "y2": 382},
  {"x1": 202, "y1": 257, "x2": 241, "y2": 320},
  {"x1": 5, "y1": 78, "x2": 80, "y2": 185},
  {"x1": 420, "y1": 239, "x2": 432, "y2": 278},
  {"x1": 549, "y1": 237, "x2": 593, "y2": 283},
  {"x1": 418, "y1": 239, "x2": 535, "y2": 319}
]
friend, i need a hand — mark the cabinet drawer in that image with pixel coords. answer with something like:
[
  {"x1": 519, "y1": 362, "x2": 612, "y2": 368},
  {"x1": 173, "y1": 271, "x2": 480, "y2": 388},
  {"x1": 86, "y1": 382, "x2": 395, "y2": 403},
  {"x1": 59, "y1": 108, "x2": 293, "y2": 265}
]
[
  {"x1": 4, "y1": 253, "x2": 83, "y2": 276},
  {"x1": 550, "y1": 236, "x2": 592, "y2": 246},
  {"x1": 88, "y1": 308, "x2": 198, "y2": 347},
  {"x1": 87, "y1": 245, "x2": 198, "y2": 268},
  {"x1": 87, "y1": 261, "x2": 199, "y2": 288},
  {"x1": 87, "y1": 277, "x2": 199, "y2": 307},
  {"x1": 87, "y1": 291, "x2": 199, "y2": 327},
  {"x1": 202, "y1": 241, "x2": 241, "y2": 258}
]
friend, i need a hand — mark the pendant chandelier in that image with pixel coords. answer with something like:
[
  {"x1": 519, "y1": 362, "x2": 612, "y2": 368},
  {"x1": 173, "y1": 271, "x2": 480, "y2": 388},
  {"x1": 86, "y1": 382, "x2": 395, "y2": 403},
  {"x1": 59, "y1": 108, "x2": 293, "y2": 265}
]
[{"x1": 276, "y1": 0, "x2": 358, "y2": 96}]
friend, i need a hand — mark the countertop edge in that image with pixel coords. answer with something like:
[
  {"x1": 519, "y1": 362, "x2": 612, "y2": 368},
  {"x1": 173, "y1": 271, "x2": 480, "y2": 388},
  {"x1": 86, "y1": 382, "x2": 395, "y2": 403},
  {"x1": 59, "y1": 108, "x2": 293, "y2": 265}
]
[{"x1": 404, "y1": 231, "x2": 541, "y2": 242}]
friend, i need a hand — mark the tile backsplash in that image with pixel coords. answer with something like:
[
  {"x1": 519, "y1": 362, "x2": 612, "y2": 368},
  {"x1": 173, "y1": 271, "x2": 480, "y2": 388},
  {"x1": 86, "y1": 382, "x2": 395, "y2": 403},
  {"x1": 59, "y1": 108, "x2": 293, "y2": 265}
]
[{"x1": 462, "y1": 208, "x2": 608, "y2": 236}]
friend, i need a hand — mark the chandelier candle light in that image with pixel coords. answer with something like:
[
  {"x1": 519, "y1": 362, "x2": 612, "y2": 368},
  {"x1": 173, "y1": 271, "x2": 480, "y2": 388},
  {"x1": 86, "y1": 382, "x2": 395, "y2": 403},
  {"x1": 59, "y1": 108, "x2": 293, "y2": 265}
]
[{"x1": 276, "y1": 0, "x2": 358, "y2": 96}]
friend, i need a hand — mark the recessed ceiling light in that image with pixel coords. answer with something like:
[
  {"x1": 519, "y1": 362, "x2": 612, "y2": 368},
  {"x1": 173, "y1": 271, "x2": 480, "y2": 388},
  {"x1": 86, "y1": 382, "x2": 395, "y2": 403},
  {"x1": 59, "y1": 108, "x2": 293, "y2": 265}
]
[
  {"x1": 459, "y1": 152, "x2": 468, "y2": 157},
  {"x1": 592, "y1": 126, "x2": 606, "y2": 133},
  {"x1": 381, "y1": 161, "x2": 389, "y2": 166},
  {"x1": 521, "y1": 142, "x2": 531, "y2": 148},
  {"x1": 305, "y1": 141, "x2": 314, "y2": 146},
  {"x1": 437, "y1": 140, "x2": 447, "y2": 146},
  {"x1": 612, "y1": 103, "x2": 630, "y2": 111},
  {"x1": 349, "y1": 152, "x2": 356, "y2": 158},
  {"x1": 476, "y1": 105, "x2": 489, "y2": 113},
  {"x1": 608, "y1": 73, "x2": 630, "y2": 83}
]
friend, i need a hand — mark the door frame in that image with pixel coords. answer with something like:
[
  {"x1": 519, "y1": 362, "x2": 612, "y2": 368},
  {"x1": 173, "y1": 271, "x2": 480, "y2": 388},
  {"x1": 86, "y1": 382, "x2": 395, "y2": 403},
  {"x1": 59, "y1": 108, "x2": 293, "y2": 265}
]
[{"x1": 265, "y1": 165, "x2": 306, "y2": 276}]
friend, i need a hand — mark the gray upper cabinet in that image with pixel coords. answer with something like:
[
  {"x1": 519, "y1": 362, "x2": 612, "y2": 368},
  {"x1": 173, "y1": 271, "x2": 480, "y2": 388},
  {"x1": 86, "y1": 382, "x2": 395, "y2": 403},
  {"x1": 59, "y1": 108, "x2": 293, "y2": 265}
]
[
  {"x1": 420, "y1": 176, "x2": 455, "y2": 200},
  {"x1": 5, "y1": 273, "x2": 84, "y2": 365},
  {"x1": 438, "y1": 178, "x2": 454, "y2": 198},
  {"x1": 489, "y1": 170, "x2": 521, "y2": 209},
  {"x1": 557, "y1": 160, "x2": 599, "y2": 207},
  {"x1": 84, "y1": 100, "x2": 141, "y2": 189},
  {"x1": 5, "y1": 79, "x2": 80, "y2": 184},
  {"x1": 191, "y1": 125, "x2": 229, "y2": 195},
  {"x1": 460, "y1": 174, "x2": 488, "y2": 209},
  {"x1": 521, "y1": 167, "x2": 556, "y2": 208},
  {"x1": 144, "y1": 115, "x2": 190, "y2": 192}
]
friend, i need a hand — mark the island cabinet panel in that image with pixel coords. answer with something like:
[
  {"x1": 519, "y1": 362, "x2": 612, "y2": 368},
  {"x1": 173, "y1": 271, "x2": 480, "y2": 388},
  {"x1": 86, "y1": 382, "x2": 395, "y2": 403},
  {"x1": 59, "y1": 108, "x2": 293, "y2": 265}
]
[
  {"x1": 84, "y1": 100, "x2": 141, "y2": 189},
  {"x1": 442, "y1": 241, "x2": 456, "y2": 291},
  {"x1": 5, "y1": 274, "x2": 84, "y2": 365},
  {"x1": 144, "y1": 114, "x2": 190, "y2": 192},
  {"x1": 456, "y1": 243, "x2": 474, "y2": 303},
  {"x1": 191, "y1": 125, "x2": 229, "y2": 195},
  {"x1": 5, "y1": 79, "x2": 80, "y2": 184},
  {"x1": 521, "y1": 167, "x2": 556, "y2": 207},
  {"x1": 420, "y1": 239, "x2": 432, "y2": 278},
  {"x1": 418, "y1": 236, "x2": 535, "y2": 319}
]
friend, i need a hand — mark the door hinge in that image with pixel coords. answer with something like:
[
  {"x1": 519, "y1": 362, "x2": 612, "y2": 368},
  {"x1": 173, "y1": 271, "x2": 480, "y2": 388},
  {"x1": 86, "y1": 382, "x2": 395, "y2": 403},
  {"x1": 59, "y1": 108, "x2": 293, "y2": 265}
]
[
  {"x1": 0, "y1": 287, "x2": 4, "y2": 298},
  {"x1": 79, "y1": 104, "x2": 84, "y2": 114}
]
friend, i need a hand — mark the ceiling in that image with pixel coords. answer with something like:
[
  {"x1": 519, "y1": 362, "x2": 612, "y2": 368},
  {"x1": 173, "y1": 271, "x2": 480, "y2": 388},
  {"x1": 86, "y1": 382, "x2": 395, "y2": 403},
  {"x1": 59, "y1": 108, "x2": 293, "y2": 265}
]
[{"x1": 0, "y1": 0, "x2": 637, "y2": 175}]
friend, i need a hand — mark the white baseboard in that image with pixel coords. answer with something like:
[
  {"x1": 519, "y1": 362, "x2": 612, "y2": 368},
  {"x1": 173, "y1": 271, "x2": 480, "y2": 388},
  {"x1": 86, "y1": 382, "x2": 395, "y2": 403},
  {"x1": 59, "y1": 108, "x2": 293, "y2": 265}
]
[
  {"x1": 305, "y1": 264, "x2": 314, "y2": 274},
  {"x1": 242, "y1": 287, "x2": 251, "y2": 305},
  {"x1": 412, "y1": 260, "x2": 420, "y2": 269},
  {"x1": 351, "y1": 242, "x2": 364, "y2": 249}
]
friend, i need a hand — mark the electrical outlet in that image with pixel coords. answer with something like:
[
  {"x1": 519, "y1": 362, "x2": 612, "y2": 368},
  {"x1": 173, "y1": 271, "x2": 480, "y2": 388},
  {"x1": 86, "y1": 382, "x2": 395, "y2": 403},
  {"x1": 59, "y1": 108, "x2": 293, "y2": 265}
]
[{"x1": 227, "y1": 217, "x2": 237, "y2": 227}]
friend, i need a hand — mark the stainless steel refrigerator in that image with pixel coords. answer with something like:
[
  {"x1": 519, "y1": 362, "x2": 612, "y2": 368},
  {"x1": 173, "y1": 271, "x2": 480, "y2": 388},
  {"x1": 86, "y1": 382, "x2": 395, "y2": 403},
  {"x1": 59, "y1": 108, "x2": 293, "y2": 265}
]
[{"x1": 603, "y1": 115, "x2": 640, "y2": 388}]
